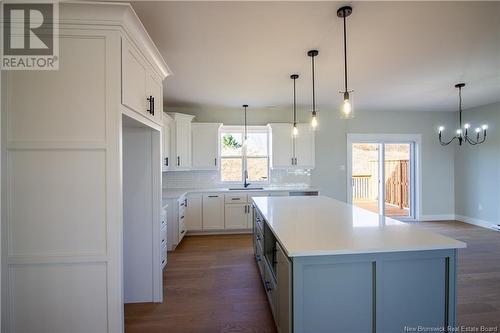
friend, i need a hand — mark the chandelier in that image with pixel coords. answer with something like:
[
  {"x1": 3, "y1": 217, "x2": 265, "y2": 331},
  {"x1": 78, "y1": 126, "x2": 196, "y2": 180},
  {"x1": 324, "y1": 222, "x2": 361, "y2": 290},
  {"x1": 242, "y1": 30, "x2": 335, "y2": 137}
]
[{"x1": 438, "y1": 83, "x2": 487, "y2": 146}]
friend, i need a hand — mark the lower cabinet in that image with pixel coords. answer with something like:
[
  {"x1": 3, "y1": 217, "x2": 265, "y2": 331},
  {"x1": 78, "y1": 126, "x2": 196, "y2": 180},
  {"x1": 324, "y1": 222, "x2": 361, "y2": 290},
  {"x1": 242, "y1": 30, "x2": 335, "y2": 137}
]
[
  {"x1": 202, "y1": 193, "x2": 224, "y2": 230},
  {"x1": 185, "y1": 193, "x2": 202, "y2": 231},
  {"x1": 225, "y1": 203, "x2": 248, "y2": 229},
  {"x1": 276, "y1": 242, "x2": 292, "y2": 333}
]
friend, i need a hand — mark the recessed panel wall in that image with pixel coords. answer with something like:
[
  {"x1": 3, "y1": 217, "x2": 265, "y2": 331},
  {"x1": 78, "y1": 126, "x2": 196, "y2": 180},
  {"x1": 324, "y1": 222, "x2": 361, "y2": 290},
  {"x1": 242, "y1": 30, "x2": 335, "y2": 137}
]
[
  {"x1": 5, "y1": 37, "x2": 106, "y2": 144},
  {"x1": 8, "y1": 150, "x2": 106, "y2": 256},
  {"x1": 10, "y1": 263, "x2": 107, "y2": 332}
]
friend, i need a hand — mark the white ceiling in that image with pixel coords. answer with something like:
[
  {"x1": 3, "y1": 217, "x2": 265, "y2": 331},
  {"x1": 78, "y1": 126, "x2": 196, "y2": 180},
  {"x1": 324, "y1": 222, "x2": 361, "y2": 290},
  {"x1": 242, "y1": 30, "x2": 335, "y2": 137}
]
[{"x1": 132, "y1": 1, "x2": 500, "y2": 112}]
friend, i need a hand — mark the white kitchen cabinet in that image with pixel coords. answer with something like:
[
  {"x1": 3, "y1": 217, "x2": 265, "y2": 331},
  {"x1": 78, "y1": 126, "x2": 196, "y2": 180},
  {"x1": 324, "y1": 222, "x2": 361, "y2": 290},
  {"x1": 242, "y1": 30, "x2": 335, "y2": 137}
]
[
  {"x1": 162, "y1": 113, "x2": 172, "y2": 171},
  {"x1": 294, "y1": 123, "x2": 315, "y2": 168},
  {"x1": 192, "y1": 123, "x2": 221, "y2": 170},
  {"x1": 225, "y1": 204, "x2": 249, "y2": 229},
  {"x1": 202, "y1": 193, "x2": 225, "y2": 230},
  {"x1": 146, "y1": 72, "x2": 164, "y2": 125},
  {"x1": 185, "y1": 193, "x2": 203, "y2": 231},
  {"x1": 168, "y1": 113, "x2": 195, "y2": 170},
  {"x1": 224, "y1": 193, "x2": 252, "y2": 230},
  {"x1": 269, "y1": 123, "x2": 315, "y2": 169},
  {"x1": 122, "y1": 38, "x2": 163, "y2": 126},
  {"x1": 269, "y1": 123, "x2": 294, "y2": 168}
]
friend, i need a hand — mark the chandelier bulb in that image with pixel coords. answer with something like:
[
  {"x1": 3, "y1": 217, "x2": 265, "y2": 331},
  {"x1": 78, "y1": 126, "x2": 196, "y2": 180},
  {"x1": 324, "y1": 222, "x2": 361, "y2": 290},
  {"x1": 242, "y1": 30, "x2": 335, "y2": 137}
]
[
  {"x1": 482, "y1": 124, "x2": 488, "y2": 130},
  {"x1": 293, "y1": 124, "x2": 298, "y2": 136},
  {"x1": 475, "y1": 128, "x2": 481, "y2": 133},
  {"x1": 464, "y1": 123, "x2": 470, "y2": 129},
  {"x1": 438, "y1": 126, "x2": 445, "y2": 133}
]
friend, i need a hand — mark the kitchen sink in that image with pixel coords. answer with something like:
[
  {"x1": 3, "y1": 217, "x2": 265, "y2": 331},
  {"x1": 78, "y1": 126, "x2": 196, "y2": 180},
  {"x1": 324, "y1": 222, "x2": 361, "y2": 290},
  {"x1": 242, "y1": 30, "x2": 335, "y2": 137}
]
[{"x1": 229, "y1": 187, "x2": 264, "y2": 191}]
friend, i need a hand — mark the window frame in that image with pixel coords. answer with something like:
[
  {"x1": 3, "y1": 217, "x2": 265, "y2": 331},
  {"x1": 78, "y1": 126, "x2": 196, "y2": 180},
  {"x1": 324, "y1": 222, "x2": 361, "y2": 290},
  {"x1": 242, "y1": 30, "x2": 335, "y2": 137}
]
[{"x1": 219, "y1": 125, "x2": 270, "y2": 185}]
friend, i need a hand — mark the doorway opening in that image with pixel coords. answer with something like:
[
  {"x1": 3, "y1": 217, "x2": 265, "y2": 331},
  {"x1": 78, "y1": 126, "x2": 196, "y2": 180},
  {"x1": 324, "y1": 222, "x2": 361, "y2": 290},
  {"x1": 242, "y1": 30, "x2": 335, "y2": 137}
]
[{"x1": 347, "y1": 134, "x2": 421, "y2": 221}]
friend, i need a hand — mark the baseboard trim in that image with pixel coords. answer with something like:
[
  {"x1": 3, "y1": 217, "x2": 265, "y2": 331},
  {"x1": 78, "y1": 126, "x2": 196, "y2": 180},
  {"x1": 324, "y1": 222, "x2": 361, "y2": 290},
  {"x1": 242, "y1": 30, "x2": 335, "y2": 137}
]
[
  {"x1": 186, "y1": 229, "x2": 253, "y2": 236},
  {"x1": 455, "y1": 215, "x2": 499, "y2": 231},
  {"x1": 419, "y1": 214, "x2": 456, "y2": 221}
]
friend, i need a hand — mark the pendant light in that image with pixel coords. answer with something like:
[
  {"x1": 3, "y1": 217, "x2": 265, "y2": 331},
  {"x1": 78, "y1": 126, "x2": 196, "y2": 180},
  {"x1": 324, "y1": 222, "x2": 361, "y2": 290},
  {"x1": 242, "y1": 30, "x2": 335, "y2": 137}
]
[
  {"x1": 338, "y1": 6, "x2": 354, "y2": 119},
  {"x1": 308, "y1": 50, "x2": 319, "y2": 129},
  {"x1": 438, "y1": 83, "x2": 487, "y2": 146},
  {"x1": 291, "y1": 74, "x2": 299, "y2": 136},
  {"x1": 242, "y1": 104, "x2": 248, "y2": 147}
]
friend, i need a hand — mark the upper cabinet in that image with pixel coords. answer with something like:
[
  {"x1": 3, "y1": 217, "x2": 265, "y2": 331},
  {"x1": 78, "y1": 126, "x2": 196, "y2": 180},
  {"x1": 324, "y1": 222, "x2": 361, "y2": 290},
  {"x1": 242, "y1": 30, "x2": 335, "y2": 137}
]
[
  {"x1": 192, "y1": 123, "x2": 222, "y2": 170},
  {"x1": 269, "y1": 123, "x2": 315, "y2": 169},
  {"x1": 168, "y1": 113, "x2": 195, "y2": 170},
  {"x1": 122, "y1": 38, "x2": 163, "y2": 125},
  {"x1": 162, "y1": 113, "x2": 173, "y2": 171},
  {"x1": 294, "y1": 123, "x2": 315, "y2": 168}
]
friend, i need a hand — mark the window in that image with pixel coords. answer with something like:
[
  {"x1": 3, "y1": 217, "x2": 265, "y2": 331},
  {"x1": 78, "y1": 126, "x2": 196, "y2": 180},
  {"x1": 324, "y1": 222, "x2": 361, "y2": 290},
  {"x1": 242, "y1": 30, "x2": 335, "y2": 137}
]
[{"x1": 220, "y1": 126, "x2": 270, "y2": 183}]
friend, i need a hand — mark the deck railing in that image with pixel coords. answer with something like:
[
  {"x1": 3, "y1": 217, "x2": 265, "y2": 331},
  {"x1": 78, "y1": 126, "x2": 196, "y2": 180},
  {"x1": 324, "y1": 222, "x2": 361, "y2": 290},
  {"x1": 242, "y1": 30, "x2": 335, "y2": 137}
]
[{"x1": 352, "y1": 159, "x2": 409, "y2": 209}]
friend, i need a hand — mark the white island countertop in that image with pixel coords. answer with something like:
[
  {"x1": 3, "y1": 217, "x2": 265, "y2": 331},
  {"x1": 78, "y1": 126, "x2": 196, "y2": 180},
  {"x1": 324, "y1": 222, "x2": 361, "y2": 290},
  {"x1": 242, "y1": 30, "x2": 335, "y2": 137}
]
[{"x1": 252, "y1": 196, "x2": 466, "y2": 257}]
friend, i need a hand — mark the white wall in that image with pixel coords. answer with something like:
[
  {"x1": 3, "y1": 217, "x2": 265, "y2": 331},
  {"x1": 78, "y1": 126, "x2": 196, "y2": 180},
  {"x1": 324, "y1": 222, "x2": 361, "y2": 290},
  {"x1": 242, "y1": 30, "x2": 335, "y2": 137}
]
[
  {"x1": 454, "y1": 102, "x2": 500, "y2": 228},
  {"x1": 165, "y1": 106, "x2": 457, "y2": 218}
]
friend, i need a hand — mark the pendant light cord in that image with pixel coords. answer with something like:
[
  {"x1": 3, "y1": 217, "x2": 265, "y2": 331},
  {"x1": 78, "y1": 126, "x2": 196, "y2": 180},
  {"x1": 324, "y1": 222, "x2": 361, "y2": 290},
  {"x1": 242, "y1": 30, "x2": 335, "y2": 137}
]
[
  {"x1": 343, "y1": 10, "x2": 348, "y2": 93},
  {"x1": 293, "y1": 77, "x2": 297, "y2": 125},
  {"x1": 312, "y1": 55, "x2": 316, "y2": 113}
]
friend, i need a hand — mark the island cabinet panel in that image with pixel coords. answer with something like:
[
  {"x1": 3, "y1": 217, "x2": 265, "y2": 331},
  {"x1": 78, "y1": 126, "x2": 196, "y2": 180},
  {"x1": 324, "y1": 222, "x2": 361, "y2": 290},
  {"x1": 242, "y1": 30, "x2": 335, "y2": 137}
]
[
  {"x1": 292, "y1": 257, "x2": 373, "y2": 333},
  {"x1": 276, "y1": 243, "x2": 292, "y2": 333},
  {"x1": 376, "y1": 252, "x2": 453, "y2": 333}
]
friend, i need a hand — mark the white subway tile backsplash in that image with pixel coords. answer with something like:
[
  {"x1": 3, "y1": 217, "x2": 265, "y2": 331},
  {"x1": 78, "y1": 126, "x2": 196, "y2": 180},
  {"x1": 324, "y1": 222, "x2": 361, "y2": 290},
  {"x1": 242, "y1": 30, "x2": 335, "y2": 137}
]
[{"x1": 163, "y1": 169, "x2": 310, "y2": 189}]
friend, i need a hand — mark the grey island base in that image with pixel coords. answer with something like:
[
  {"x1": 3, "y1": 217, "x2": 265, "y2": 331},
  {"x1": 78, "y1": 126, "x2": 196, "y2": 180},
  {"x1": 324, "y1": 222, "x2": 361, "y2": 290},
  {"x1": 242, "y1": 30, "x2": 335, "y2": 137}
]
[{"x1": 251, "y1": 196, "x2": 466, "y2": 333}]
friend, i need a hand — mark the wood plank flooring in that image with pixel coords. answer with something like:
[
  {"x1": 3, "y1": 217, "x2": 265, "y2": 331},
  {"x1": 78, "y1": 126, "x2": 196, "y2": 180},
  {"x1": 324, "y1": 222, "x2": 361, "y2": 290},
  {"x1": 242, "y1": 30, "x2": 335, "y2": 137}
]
[
  {"x1": 125, "y1": 234, "x2": 277, "y2": 333},
  {"x1": 125, "y1": 221, "x2": 500, "y2": 332},
  {"x1": 418, "y1": 221, "x2": 500, "y2": 328}
]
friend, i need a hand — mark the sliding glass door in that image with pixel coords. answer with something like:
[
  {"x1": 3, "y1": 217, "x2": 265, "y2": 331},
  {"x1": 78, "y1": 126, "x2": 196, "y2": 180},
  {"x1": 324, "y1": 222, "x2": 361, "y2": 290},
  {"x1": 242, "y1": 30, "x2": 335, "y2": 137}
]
[{"x1": 349, "y1": 139, "x2": 416, "y2": 220}]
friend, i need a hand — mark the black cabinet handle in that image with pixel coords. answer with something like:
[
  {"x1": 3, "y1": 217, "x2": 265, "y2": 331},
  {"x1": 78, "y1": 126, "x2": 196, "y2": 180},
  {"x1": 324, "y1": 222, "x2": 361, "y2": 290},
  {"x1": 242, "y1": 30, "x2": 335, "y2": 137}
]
[
  {"x1": 165, "y1": 157, "x2": 169, "y2": 166},
  {"x1": 151, "y1": 96, "x2": 155, "y2": 115},
  {"x1": 215, "y1": 158, "x2": 217, "y2": 166},
  {"x1": 181, "y1": 230, "x2": 186, "y2": 234},
  {"x1": 177, "y1": 156, "x2": 180, "y2": 166},
  {"x1": 147, "y1": 96, "x2": 153, "y2": 114},
  {"x1": 208, "y1": 195, "x2": 219, "y2": 198}
]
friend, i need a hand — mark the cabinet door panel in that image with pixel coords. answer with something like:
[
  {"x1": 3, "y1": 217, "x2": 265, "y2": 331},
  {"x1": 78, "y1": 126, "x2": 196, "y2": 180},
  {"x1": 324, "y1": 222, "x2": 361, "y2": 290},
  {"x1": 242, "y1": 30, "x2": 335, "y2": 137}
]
[
  {"x1": 294, "y1": 123, "x2": 315, "y2": 168},
  {"x1": 225, "y1": 204, "x2": 248, "y2": 229},
  {"x1": 192, "y1": 123, "x2": 220, "y2": 170},
  {"x1": 202, "y1": 194, "x2": 224, "y2": 230},
  {"x1": 175, "y1": 119, "x2": 192, "y2": 168},
  {"x1": 276, "y1": 243, "x2": 292, "y2": 333},
  {"x1": 146, "y1": 72, "x2": 163, "y2": 124},
  {"x1": 122, "y1": 39, "x2": 147, "y2": 115},
  {"x1": 185, "y1": 194, "x2": 202, "y2": 231},
  {"x1": 162, "y1": 116, "x2": 171, "y2": 171},
  {"x1": 270, "y1": 124, "x2": 293, "y2": 169}
]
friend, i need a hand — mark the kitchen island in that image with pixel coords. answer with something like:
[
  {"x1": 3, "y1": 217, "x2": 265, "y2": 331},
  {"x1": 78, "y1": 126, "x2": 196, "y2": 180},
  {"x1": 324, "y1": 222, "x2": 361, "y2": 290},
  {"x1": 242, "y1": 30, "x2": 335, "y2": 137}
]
[{"x1": 252, "y1": 196, "x2": 466, "y2": 333}]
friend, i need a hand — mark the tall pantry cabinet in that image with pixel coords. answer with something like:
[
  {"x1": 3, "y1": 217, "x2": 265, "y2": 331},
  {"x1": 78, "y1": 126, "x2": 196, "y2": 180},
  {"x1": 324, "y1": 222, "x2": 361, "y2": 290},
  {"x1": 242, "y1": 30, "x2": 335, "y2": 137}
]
[{"x1": 1, "y1": 3, "x2": 170, "y2": 332}]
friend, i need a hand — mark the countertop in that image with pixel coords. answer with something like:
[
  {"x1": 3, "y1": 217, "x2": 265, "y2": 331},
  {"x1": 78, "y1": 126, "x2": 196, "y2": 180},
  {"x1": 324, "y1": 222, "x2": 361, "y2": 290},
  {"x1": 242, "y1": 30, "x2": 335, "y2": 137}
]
[
  {"x1": 252, "y1": 196, "x2": 466, "y2": 257},
  {"x1": 162, "y1": 185, "x2": 319, "y2": 202}
]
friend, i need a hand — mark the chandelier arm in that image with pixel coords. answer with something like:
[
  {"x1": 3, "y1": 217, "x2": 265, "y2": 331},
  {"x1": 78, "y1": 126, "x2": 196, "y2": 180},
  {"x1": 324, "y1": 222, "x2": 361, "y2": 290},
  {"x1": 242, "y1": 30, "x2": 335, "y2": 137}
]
[
  {"x1": 464, "y1": 135, "x2": 478, "y2": 145},
  {"x1": 439, "y1": 136, "x2": 458, "y2": 146}
]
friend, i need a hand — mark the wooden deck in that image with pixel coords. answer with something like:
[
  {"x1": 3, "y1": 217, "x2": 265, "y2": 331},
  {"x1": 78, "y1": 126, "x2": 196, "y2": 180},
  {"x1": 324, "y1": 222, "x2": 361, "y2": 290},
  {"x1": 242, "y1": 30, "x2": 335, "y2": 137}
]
[
  {"x1": 353, "y1": 198, "x2": 410, "y2": 216},
  {"x1": 125, "y1": 222, "x2": 500, "y2": 332}
]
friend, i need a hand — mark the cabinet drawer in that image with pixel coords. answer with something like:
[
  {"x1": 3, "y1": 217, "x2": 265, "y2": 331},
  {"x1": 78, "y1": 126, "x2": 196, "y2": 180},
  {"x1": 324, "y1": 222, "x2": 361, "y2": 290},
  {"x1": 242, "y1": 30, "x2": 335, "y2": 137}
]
[
  {"x1": 161, "y1": 249, "x2": 167, "y2": 269},
  {"x1": 161, "y1": 227, "x2": 167, "y2": 249},
  {"x1": 224, "y1": 193, "x2": 248, "y2": 204}
]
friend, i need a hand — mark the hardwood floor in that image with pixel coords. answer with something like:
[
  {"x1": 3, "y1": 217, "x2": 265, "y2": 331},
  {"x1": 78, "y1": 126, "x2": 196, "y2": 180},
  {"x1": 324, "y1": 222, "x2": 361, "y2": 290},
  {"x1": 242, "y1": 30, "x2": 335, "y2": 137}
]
[
  {"x1": 125, "y1": 234, "x2": 277, "y2": 333},
  {"x1": 125, "y1": 222, "x2": 500, "y2": 332},
  {"x1": 418, "y1": 221, "x2": 500, "y2": 328}
]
